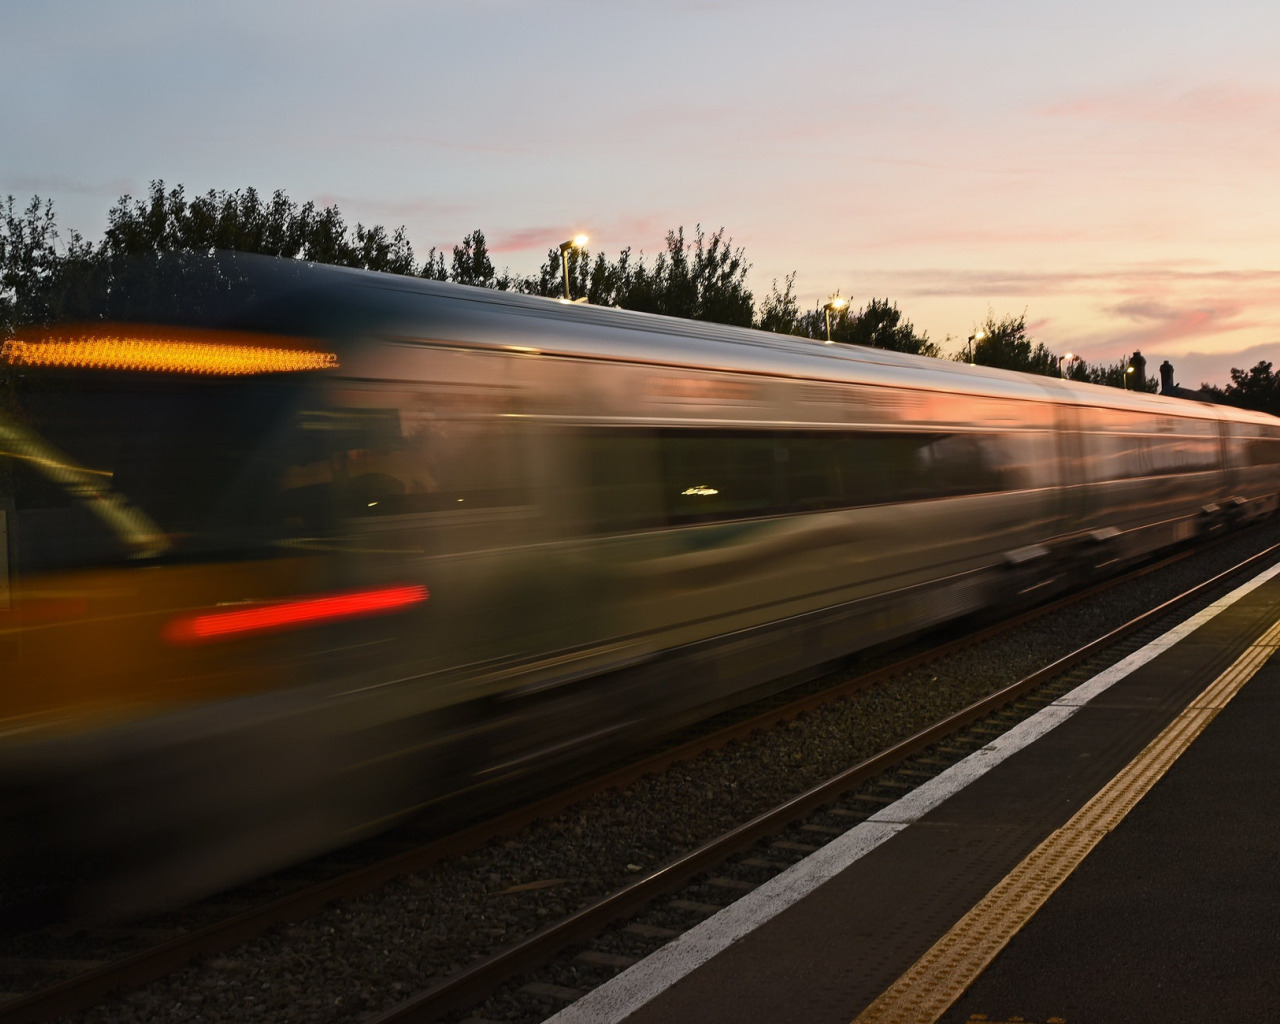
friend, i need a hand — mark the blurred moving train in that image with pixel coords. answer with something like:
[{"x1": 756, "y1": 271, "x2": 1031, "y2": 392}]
[{"x1": 3, "y1": 255, "x2": 1279, "y2": 919}]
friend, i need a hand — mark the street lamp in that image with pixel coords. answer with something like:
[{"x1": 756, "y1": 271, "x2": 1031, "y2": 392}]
[
  {"x1": 1061, "y1": 352, "x2": 1074, "y2": 379},
  {"x1": 1124, "y1": 364, "x2": 1136, "y2": 390},
  {"x1": 966, "y1": 329, "x2": 986, "y2": 365},
  {"x1": 823, "y1": 294, "x2": 848, "y2": 344},
  {"x1": 559, "y1": 234, "x2": 588, "y2": 301}
]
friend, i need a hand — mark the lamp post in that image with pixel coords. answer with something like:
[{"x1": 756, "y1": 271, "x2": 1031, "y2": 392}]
[
  {"x1": 966, "y1": 330, "x2": 985, "y2": 365},
  {"x1": 1061, "y1": 352, "x2": 1074, "y2": 379},
  {"x1": 1124, "y1": 364, "x2": 1135, "y2": 390},
  {"x1": 823, "y1": 294, "x2": 848, "y2": 344},
  {"x1": 559, "y1": 234, "x2": 588, "y2": 301}
]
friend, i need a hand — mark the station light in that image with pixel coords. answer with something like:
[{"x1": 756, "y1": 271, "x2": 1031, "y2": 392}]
[
  {"x1": 823, "y1": 294, "x2": 849, "y2": 344},
  {"x1": 966, "y1": 330, "x2": 986, "y2": 365},
  {"x1": 559, "y1": 235, "x2": 589, "y2": 301}
]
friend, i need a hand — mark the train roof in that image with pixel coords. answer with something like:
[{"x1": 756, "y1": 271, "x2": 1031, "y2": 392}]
[{"x1": 141, "y1": 253, "x2": 1280, "y2": 429}]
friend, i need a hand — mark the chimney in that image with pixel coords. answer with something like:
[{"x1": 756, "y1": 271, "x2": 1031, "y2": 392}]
[
  {"x1": 1159, "y1": 360, "x2": 1175, "y2": 394},
  {"x1": 1130, "y1": 351, "x2": 1147, "y2": 390}
]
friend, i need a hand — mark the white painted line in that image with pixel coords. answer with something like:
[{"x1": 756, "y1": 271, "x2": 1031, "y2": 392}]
[{"x1": 545, "y1": 558, "x2": 1280, "y2": 1024}]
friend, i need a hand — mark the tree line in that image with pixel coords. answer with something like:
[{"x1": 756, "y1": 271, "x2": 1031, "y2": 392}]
[{"x1": 3, "y1": 181, "x2": 1276, "y2": 413}]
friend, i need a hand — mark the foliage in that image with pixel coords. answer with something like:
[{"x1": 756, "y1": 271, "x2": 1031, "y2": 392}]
[
  {"x1": 450, "y1": 229, "x2": 517, "y2": 289},
  {"x1": 957, "y1": 312, "x2": 1059, "y2": 375},
  {"x1": 0, "y1": 195, "x2": 81, "y2": 339},
  {"x1": 3, "y1": 184, "x2": 946, "y2": 361},
  {"x1": 756, "y1": 273, "x2": 801, "y2": 335},
  {"x1": 95, "y1": 181, "x2": 422, "y2": 274},
  {"x1": 522, "y1": 226, "x2": 756, "y2": 328},
  {"x1": 807, "y1": 296, "x2": 939, "y2": 357},
  {"x1": 1210, "y1": 361, "x2": 1280, "y2": 416},
  {"x1": 1073, "y1": 357, "x2": 1156, "y2": 392}
]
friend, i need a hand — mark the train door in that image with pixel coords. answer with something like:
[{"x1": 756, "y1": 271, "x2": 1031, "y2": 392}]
[
  {"x1": 1218, "y1": 418, "x2": 1240, "y2": 499},
  {"x1": 1053, "y1": 402, "x2": 1089, "y2": 531}
]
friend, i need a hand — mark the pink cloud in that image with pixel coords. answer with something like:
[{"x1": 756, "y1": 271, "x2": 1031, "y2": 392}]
[
  {"x1": 1042, "y1": 82, "x2": 1280, "y2": 125},
  {"x1": 1104, "y1": 297, "x2": 1259, "y2": 348},
  {"x1": 863, "y1": 227, "x2": 1093, "y2": 252},
  {"x1": 878, "y1": 266, "x2": 1280, "y2": 300}
]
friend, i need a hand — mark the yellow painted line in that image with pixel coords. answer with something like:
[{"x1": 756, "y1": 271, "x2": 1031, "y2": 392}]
[{"x1": 852, "y1": 615, "x2": 1280, "y2": 1024}]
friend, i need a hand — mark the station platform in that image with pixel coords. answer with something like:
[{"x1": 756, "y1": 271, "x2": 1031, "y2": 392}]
[{"x1": 548, "y1": 559, "x2": 1280, "y2": 1024}]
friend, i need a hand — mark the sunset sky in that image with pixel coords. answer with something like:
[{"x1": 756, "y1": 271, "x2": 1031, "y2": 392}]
[{"x1": 4, "y1": 0, "x2": 1278, "y2": 386}]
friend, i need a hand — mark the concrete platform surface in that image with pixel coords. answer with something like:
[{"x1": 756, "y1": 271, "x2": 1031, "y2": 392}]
[{"x1": 547, "y1": 561, "x2": 1280, "y2": 1024}]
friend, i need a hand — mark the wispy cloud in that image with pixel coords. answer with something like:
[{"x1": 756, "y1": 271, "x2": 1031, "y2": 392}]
[
  {"x1": 1042, "y1": 82, "x2": 1280, "y2": 125},
  {"x1": 878, "y1": 265, "x2": 1280, "y2": 300}
]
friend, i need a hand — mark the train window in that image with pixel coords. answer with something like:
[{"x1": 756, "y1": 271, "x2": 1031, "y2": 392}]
[
  {"x1": 282, "y1": 399, "x2": 528, "y2": 518},
  {"x1": 1084, "y1": 432, "x2": 1220, "y2": 481},
  {"x1": 662, "y1": 433, "x2": 783, "y2": 524},
  {"x1": 582, "y1": 430, "x2": 664, "y2": 532},
  {"x1": 581, "y1": 427, "x2": 1031, "y2": 533},
  {"x1": 1, "y1": 371, "x2": 315, "y2": 573},
  {"x1": 1247, "y1": 436, "x2": 1280, "y2": 467}
]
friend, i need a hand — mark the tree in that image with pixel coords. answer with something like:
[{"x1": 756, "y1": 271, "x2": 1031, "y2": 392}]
[
  {"x1": 4, "y1": 189, "x2": 955, "y2": 369},
  {"x1": 1072, "y1": 357, "x2": 1155, "y2": 392},
  {"x1": 756, "y1": 273, "x2": 802, "y2": 335},
  {"x1": 809, "y1": 296, "x2": 939, "y2": 357},
  {"x1": 450, "y1": 229, "x2": 497, "y2": 288},
  {"x1": 96, "y1": 180, "x2": 423, "y2": 275},
  {"x1": 517, "y1": 225, "x2": 756, "y2": 329},
  {"x1": 958, "y1": 312, "x2": 1058, "y2": 375},
  {"x1": 1, "y1": 195, "x2": 66, "y2": 337},
  {"x1": 1218, "y1": 361, "x2": 1280, "y2": 416},
  {"x1": 607, "y1": 226, "x2": 755, "y2": 327}
]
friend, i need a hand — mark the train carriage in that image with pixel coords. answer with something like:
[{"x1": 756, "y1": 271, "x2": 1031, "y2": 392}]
[{"x1": 2, "y1": 255, "x2": 1278, "y2": 918}]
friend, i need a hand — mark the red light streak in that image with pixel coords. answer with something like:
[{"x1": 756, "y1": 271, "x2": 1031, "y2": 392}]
[{"x1": 165, "y1": 584, "x2": 428, "y2": 644}]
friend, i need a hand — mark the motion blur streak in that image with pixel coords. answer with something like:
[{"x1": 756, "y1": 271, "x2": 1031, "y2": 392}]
[
  {"x1": 4, "y1": 252, "x2": 1279, "y2": 924},
  {"x1": 165, "y1": 584, "x2": 429, "y2": 644},
  {"x1": 2, "y1": 327, "x2": 338, "y2": 376}
]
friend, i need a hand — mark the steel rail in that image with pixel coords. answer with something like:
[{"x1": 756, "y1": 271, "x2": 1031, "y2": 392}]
[{"x1": 362, "y1": 539, "x2": 1280, "y2": 1024}]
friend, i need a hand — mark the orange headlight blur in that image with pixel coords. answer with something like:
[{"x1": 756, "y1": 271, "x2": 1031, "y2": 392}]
[{"x1": 2, "y1": 324, "x2": 338, "y2": 376}]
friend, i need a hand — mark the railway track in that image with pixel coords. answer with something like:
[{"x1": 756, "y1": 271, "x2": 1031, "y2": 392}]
[
  {"x1": 370, "y1": 534, "x2": 1280, "y2": 1024},
  {"x1": 2, "y1": 525, "x2": 1278, "y2": 1024}
]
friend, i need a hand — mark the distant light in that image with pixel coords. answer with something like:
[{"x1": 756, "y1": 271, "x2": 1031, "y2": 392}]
[
  {"x1": 2, "y1": 326, "x2": 338, "y2": 376},
  {"x1": 573, "y1": 234, "x2": 589, "y2": 247},
  {"x1": 368, "y1": 501, "x2": 378, "y2": 507},
  {"x1": 682, "y1": 485, "x2": 719, "y2": 497},
  {"x1": 823, "y1": 293, "x2": 849, "y2": 343},
  {"x1": 165, "y1": 584, "x2": 429, "y2": 644}
]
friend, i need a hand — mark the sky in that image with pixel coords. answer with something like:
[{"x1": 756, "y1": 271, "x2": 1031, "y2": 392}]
[{"x1": 3, "y1": 0, "x2": 1279, "y2": 387}]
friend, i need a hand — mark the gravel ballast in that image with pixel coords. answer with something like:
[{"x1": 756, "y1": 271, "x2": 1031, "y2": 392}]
[{"x1": 53, "y1": 523, "x2": 1280, "y2": 1024}]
